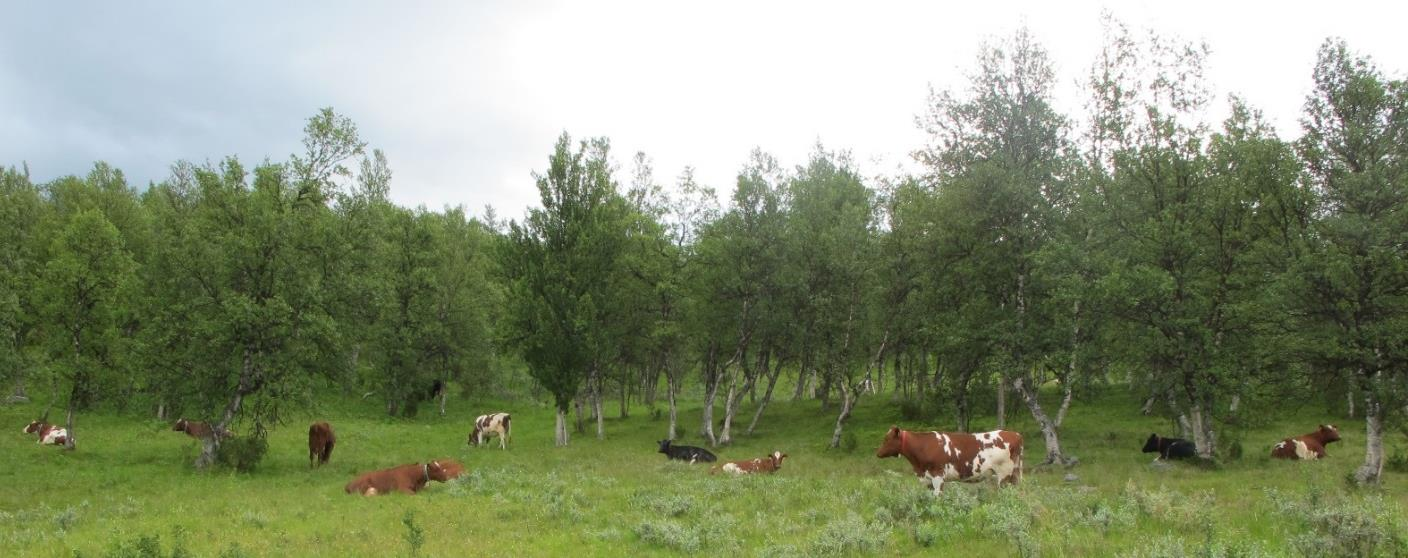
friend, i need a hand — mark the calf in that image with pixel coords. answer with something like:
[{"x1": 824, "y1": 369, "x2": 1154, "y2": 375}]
[
  {"x1": 876, "y1": 426, "x2": 1023, "y2": 496},
  {"x1": 22, "y1": 420, "x2": 68, "y2": 446},
  {"x1": 172, "y1": 418, "x2": 232, "y2": 441},
  {"x1": 1271, "y1": 424, "x2": 1340, "y2": 460},
  {"x1": 712, "y1": 451, "x2": 787, "y2": 475},
  {"x1": 468, "y1": 412, "x2": 511, "y2": 449},
  {"x1": 344, "y1": 460, "x2": 464, "y2": 496},
  {"x1": 1142, "y1": 433, "x2": 1196, "y2": 461},
  {"x1": 657, "y1": 439, "x2": 717, "y2": 464},
  {"x1": 308, "y1": 421, "x2": 336, "y2": 468}
]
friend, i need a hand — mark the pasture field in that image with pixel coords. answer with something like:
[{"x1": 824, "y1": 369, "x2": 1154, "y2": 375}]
[{"x1": 2, "y1": 388, "x2": 1406, "y2": 557}]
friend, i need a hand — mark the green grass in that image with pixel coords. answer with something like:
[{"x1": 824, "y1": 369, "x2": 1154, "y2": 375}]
[{"x1": 2, "y1": 388, "x2": 1405, "y2": 557}]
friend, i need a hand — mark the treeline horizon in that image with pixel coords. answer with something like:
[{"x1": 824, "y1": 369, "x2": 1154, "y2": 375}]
[{"x1": 1, "y1": 19, "x2": 1404, "y2": 482}]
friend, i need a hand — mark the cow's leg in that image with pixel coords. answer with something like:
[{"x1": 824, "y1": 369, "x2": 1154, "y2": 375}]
[
  {"x1": 931, "y1": 476, "x2": 945, "y2": 496},
  {"x1": 500, "y1": 431, "x2": 506, "y2": 450}
]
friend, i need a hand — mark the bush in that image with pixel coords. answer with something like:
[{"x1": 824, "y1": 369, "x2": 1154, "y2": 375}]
[
  {"x1": 100, "y1": 530, "x2": 191, "y2": 558},
  {"x1": 808, "y1": 512, "x2": 886, "y2": 556},
  {"x1": 635, "y1": 520, "x2": 700, "y2": 552},
  {"x1": 215, "y1": 435, "x2": 268, "y2": 473},
  {"x1": 628, "y1": 490, "x2": 693, "y2": 517},
  {"x1": 1385, "y1": 451, "x2": 1408, "y2": 474},
  {"x1": 1268, "y1": 488, "x2": 1408, "y2": 557}
]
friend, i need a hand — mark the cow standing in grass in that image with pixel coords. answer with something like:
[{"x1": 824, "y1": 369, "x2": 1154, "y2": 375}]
[
  {"x1": 344, "y1": 460, "x2": 464, "y2": 496},
  {"x1": 712, "y1": 451, "x2": 787, "y2": 475},
  {"x1": 22, "y1": 420, "x2": 68, "y2": 446},
  {"x1": 1142, "y1": 434, "x2": 1196, "y2": 461},
  {"x1": 468, "y1": 413, "x2": 511, "y2": 449},
  {"x1": 172, "y1": 418, "x2": 232, "y2": 441},
  {"x1": 308, "y1": 422, "x2": 335, "y2": 468},
  {"x1": 876, "y1": 426, "x2": 1023, "y2": 496},
  {"x1": 1271, "y1": 424, "x2": 1340, "y2": 460}
]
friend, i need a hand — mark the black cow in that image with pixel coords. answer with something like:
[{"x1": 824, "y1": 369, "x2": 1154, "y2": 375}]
[
  {"x1": 657, "y1": 439, "x2": 717, "y2": 464},
  {"x1": 1142, "y1": 433, "x2": 1196, "y2": 461}
]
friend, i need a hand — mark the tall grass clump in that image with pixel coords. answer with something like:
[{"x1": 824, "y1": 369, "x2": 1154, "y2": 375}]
[{"x1": 1267, "y1": 488, "x2": 1407, "y2": 557}]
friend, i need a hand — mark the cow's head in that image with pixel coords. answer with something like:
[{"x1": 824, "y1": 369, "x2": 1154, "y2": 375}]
[
  {"x1": 1319, "y1": 424, "x2": 1341, "y2": 444},
  {"x1": 172, "y1": 418, "x2": 188, "y2": 432},
  {"x1": 657, "y1": 439, "x2": 672, "y2": 454},
  {"x1": 1142, "y1": 434, "x2": 1161, "y2": 453},
  {"x1": 876, "y1": 426, "x2": 903, "y2": 458},
  {"x1": 771, "y1": 451, "x2": 788, "y2": 469},
  {"x1": 467, "y1": 428, "x2": 481, "y2": 447},
  {"x1": 428, "y1": 459, "x2": 464, "y2": 482},
  {"x1": 23, "y1": 420, "x2": 42, "y2": 434}
]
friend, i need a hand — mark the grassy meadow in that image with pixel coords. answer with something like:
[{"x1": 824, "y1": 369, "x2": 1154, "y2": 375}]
[{"x1": 2, "y1": 387, "x2": 1406, "y2": 557}]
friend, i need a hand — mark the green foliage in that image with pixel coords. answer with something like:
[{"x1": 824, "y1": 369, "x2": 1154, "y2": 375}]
[
  {"x1": 402, "y1": 510, "x2": 425, "y2": 557},
  {"x1": 214, "y1": 434, "x2": 268, "y2": 473}
]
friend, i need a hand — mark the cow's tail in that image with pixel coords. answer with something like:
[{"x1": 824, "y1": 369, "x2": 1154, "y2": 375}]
[{"x1": 504, "y1": 414, "x2": 512, "y2": 446}]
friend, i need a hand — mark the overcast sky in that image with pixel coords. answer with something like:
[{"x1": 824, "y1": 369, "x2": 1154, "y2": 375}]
[{"x1": 4, "y1": 1, "x2": 1405, "y2": 219}]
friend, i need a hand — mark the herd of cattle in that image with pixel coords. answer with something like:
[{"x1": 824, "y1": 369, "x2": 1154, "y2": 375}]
[{"x1": 18, "y1": 411, "x2": 1343, "y2": 497}]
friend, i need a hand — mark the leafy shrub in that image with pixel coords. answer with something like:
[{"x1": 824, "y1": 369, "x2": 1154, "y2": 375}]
[
  {"x1": 839, "y1": 430, "x2": 859, "y2": 453},
  {"x1": 1269, "y1": 489, "x2": 1407, "y2": 557},
  {"x1": 808, "y1": 512, "x2": 886, "y2": 556},
  {"x1": 1385, "y1": 451, "x2": 1408, "y2": 474},
  {"x1": 628, "y1": 490, "x2": 693, "y2": 517},
  {"x1": 402, "y1": 510, "x2": 425, "y2": 557},
  {"x1": 1124, "y1": 535, "x2": 1276, "y2": 558},
  {"x1": 635, "y1": 520, "x2": 700, "y2": 552},
  {"x1": 215, "y1": 435, "x2": 268, "y2": 473},
  {"x1": 101, "y1": 530, "x2": 190, "y2": 558},
  {"x1": 899, "y1": 398, "x2": 926, "y2": 421}
]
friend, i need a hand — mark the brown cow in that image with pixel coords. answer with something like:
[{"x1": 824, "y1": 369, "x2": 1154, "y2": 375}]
[
  {"x1": 344, "y1": 460, "x2": 464, "y2": 496},
  {"x1": 876, "y1": 426, "x2": 1023, "y2": 496},
  {"x1": 308, "y1": 422, "x2": 335, "y2": 468},
  {"x1": 1271, "y1": 424, "x2": 1340, "y2": 460},
  {"x1": 172, "y1": 418, "x2": 232, "y2": 440},
  {"x1": 711, "y1": 451, "x2": 787, "y2": 475},
  {"x1": 22, "y1": 420, "x2": 68, "y2": 446}
]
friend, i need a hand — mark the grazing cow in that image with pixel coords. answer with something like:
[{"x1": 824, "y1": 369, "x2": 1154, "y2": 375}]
[
  {"x1": 1271, "y1": 424, "x2": 1340, "y2": 460},
  {"x1": 172, "y1": 418, "x2": 232, "y2": 441},
  {"x1": 468, "y1": 412, "x2": 511, "y2": 449},
  {"x1": 712, "y1": 451, "x2": 787, "y2": 475},
  {"x1": 308, "y1": 422, "x2": 335, "y2": 468},
  {"x1": 875, "y1": 426, "x2": 1023, "y2": 496},
  {"x1": 657, "y1": 439, "x2": 717, "y2": 464},
  {"x1": 1142, "y1": 434, "x2": 1196, "y2": 461},
  {"x1": 344, "y1": 460, "x2": 464, "y2": 496},
  {"x1": 22, "y1": 420, "x2": 68, "y2": 446}
]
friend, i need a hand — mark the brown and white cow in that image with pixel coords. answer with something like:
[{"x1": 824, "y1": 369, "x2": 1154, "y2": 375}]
[
  {"x1": 712, "y1": 451, "x2": 788, "y2": 475},
  {"x1": 876, "y1": 426, "x2": 1023, "y2": 496},
  {"x1": 468, "y1": 412, "x2": 511, "y2": 449},
  {"x1": 344, "y1": 460, "x2": 464, "y2": 496},
  {"x1": 22, "y1": 420, "x2": 68, "y2": 446},
  {"x1": 308, "y1": 421, "x2": 335, "y2": 468},
  {"x1": 172, "y1": 418, "x2": 232, "y2": 441},
  {"x1": 1271, "y1": 424, "x2": 1340, "y2": 460}
]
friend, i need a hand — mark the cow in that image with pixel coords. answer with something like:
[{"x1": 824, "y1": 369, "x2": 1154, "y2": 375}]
[
  {"x1": 22, "y1": 420, "x2": 68, "y2": 446},
  {"x1": 1271, "y1": 424, "x2": 1340, "y2": 460},
  {"x1": 468, "y1": 412, "x2": 511, "y2": 449},
  {"x1": 875, "y1": 426, "x2": 1023, "y2": 496},
  {"x1": 712, "y1": 451, "x2": 787, "y2": 475},
  {"x1": 308, "y1": 421, "x2": 335, "y2": 468},
  {"x1": 657, "y1": 439, "x2": 717, "y2": 464},
  {"x1": 344, "y1": 460, "x2": 464, "y2": 496},
  {"x1": 1142, "y1": 433, "x2": 1196, "y2": 461},
  {"x1": 172, "y1": 418, "x2": 232, "y2": 441}
]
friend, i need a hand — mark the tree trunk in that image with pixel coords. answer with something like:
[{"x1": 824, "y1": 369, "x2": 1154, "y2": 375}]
[
  {"x1": 700, "y1": 346, "x2": 719, "y2": 446},
  {"x1": 955, "y1": 364, "x2": 974, "y2": 432},
  {"x1": 1012, "y1": 376, "x2": 1065, "y2": 465},
  {"x1": 555, "y1": 406, "x2": 569, "y2": 447},
  {"x1": 996, "y1": 374, "x2": 1007, "y2": 429},
  {"x1": 719, "y1": 354, "x2": 761, "y2": 446},
  {"x1": 157, "y1": 401, "x2": 167, "y2": 421},
  {"x1": 63, "y1": 389, "x2": 77, "y2": 451},
  {"x1": 1346, "y1": 389, "x2": 1355, "y2": 418},
  {"x1": 666, "y1": 365, "x2": 679, "y2": 441},
  {"x1": 1354, "y1": 377, "x2": 1384, "y2": 485},
  {"x1": 828, "y1": 385, "x2": 857, "y2": 449},
  {"x1": 746, "y1": 355, "x2": 785, "y2": 436},
  {"x1": 439, "y1": 387, "x2": 448, "y2": 417},
  {"x1": 1055, "y1": 381, "x2": 1074, "y2": 428},
  {"x1": 1188, "y1": 403, "x2": 1216, "y2": 459},
  {"x1": 594, "y1": 376, "x2": 605, "y2": 440},
  {"x1": 620, "y1": 370, "x2": 630, "y2": 419},
  {"x1": 573, "y1": 397, "x2": 585, "y2": 434}
]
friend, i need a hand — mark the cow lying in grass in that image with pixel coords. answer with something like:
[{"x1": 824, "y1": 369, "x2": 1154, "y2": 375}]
[
  {"x1": 1142, "y1": 434, "x2": 1196, "y2": 461},
  {"x1": 172, "y1": 418, "x2": 233, "y2": 441},
  {"x1": 657, "y1": 439, "x2": 716, "y2": 464},
  {"x1": 345, "y1": 460, "x2": 465, "y2": 496},
  {"x1": 22, "y1": 420, "x2": 67, "y2": 446},
  {"x1": 1271, "y1": 424, "x2": 1340, "y2": 460},
  {"x1": 876, "y1": 426, "x2": 1023, "y2": 496},
  {"x1": 712, "y1": 451, "x2": 787, "y2": 475},
  {"x1": 468, "y1": 413, "x2": 511, "y2": 449},
  {"x1": 308, "y1": 421, "x2": 335, "y2": 468}
]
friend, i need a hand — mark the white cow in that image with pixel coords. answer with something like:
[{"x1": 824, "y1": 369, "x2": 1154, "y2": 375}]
[{"x1": 468, "y1": 412, "x2": 511, "y2": 449}]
